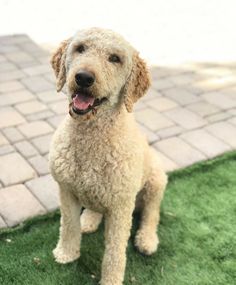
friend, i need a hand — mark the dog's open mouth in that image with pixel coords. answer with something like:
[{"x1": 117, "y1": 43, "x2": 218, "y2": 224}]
[{"x1": 71, "y1": 92, "x2": 107, "y2": 115}]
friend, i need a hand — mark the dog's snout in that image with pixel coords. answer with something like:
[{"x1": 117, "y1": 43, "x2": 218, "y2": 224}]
[{"x1": 75, "y1": 70, "x2": 95, "y2": 88}]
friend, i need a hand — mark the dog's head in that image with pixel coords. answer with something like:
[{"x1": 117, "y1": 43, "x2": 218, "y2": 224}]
[{"x1": 51, "y1": 28, "x2": 150, "y2": 118}]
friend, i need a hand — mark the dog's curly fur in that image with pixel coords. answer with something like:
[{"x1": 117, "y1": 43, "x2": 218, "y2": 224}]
[{"x1": 49, "y1": 28, "x2": 167, "y2": 285}]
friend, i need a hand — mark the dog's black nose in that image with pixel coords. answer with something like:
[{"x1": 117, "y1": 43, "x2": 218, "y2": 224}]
[{"x1": 75, "y1": 71, "x2": 95, "y2": 88}]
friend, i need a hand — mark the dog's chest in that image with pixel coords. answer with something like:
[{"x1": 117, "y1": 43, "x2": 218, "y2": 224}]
[{"x1": 50, "y1": 126, "x2": 129, "y2": 210}]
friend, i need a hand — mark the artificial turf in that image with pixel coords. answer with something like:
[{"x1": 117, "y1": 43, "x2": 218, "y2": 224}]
[{"x1": 0, "y1": 152, "x2": 236, "y2": 285}]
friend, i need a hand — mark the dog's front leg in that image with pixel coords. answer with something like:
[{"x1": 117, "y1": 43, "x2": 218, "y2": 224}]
[
  {"x1": 101, "y1": 205, "x2": 133, "y2": 285},
  {"x1": 53, "y1": 185, "x2": 81, "y2": 264}
]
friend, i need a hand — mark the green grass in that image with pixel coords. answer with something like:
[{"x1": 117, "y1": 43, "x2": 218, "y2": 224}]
[{"x1": 1, "y1": 152, "x2": 236, "y2": 285}]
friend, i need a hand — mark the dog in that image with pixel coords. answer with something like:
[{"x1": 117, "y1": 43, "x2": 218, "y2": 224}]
[{"x1": 49, "y1": 27, "x2": 167, "y2": 285}]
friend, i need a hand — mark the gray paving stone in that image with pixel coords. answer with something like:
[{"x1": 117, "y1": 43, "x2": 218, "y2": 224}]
[
  {"x1": 154, "y1": 149, "x2": 179, "y2": 172},
  {"x1": 168, "y1": 73, "x2": 198, "y2": 86},
  {"x1": 194, "y1": 76, "x2": 236, "y2": 92},
  {"x1": 223, "y1": 87, "x2": 236, "y2": 100},
  {"x1": 164, "y1": 107, "x2": 207, "y2": 130},
  {"x1": 25, "y1": 175, "x2": 59, "y2": 211},
  {"x1": 162, "y1": 87, "x2": 200, "y2": 105},
  {"x1": 44, "y1": 153, "x2": 49, "y2": 161},
  {"x1": 138, "y1": 124, "x2": 159, "y2": 144},
  {"x1": 43, "y1": 72, "x2": 55, "y2": 83},
  {"x1": 0, "y1": 80, "x2": 25, "y2": 93},
  {"x1": 141, "y1": 88, "x2": 162, "y2": 101},
  {"x1": 0, "y1": 55, "x2": 7, "y2": 63},
  {"x1": 135, "y1": 108, "x2": 174, "y2": 131},
  {"x1": 5, "y1": 51, "x2": 35, "y2": 64},
  {"x1": 133, "y1": 101, "x2": 147, "y2": 111},
  {"x1": 18, "y1": 121, "x2": 53, "y2": 139},
  {"x1": 0, "y1": 152, "x2": 36, "y2": 186},
  {"x1": 154, "y1": 137, "x2": 206, "y2": 167},
  {"x1": 0, "y1": 215, "x2": 7, "y2": 229},
  {"x1": 38, "y1": 55, "x2": 51, "y2": 65},
  {"x1": 31, "y1": 133, "x2": 53, "y2": 154},
  {"x1": 145, "y1": 97, "x2": 178, "y2": 112},
  {"x1": 0, "y1": 44, "x2": 20, "y2": 54},
  {"x1": 184, "y1": 85, "x2": 204, "y2": 95},
  {"x1": 2, "y1": 127, "x2": 24, "y2": 143},
  {"x1": 206, "y1": 112, "x2": 232, "y2": 123},
  {"x1": 49, "y1": 100, "x2": 67, "y2": 114},
  {"x1": 228, "y1": 108, "x2": 236, "y2": 116},
  {"x1": 0, "y1": 90, "x2": 34, "y2": 106},
  {"x1": 0, "y1": 145, "x2": 15, "y2": 155},
  {"x1": 0, "y1": 184, "x2": 46, "y2": 227},
  {"x1": 0, "y1": 70, "x2": 26, "y2": 82},
  {"x1": 29, "y1": 155, "x2": 49, "y2": 175},
  {"x1": 180, "y1": 129, "x2": 231, "y2": 158},
  {"x1": 201, "y1": 92, "x2": 236, "y2": 109},
  {"x1": 199, "y1": 67, "x2": 232, "y2": 77},
  {"x1": 0, "y1": 107, "x2": 26, "y2": 128},
  {"x1": 150, "y1": 67, "x2": 165, "y2": 79},
  {"x1": 0, "y1": 61, "x2": 17, "y2": 73},
  {"x1": 151, "y1": 67, "x2": 180, "y2": 79},
  {"x1": 36, "y1": 90, "x2": 66, "y2": 103},
  {"x1": 152, "y1": 78, "x2": 174, "y2": 91},
  {"x1": 15, "y1": 100, "x2": 47, "y2": 115},
  {"x1": 14, "y1": 141, "x2": 38, "y2": 158},
  {"x1": 156, "y1": 125, "x2": 184, "y2": 139},
  {"x1": 0, "y1": 34, "x2": 30, "y2": 45},
  {"x1": 187, "y1": 101, "x2": 220, "y2": 117},
  {"x1": 23, "y1": 64, "x2": 51, "y2": 76},
  {"x1": 19, "y1": 42, "x2": 47, "y2": 56},
  {"x1": 0, "y1": 132, "x2": 9, "y2": 146},
  {"x1": 205, "y1": 122, "x2": 236, "y2": 148},
  {"x1": 228, "y1": 117, "x2": 236, "y2": 126},
  {"x1": 47, "y1": 115, "x2": 65, "y2": 128},
  {"x1": 16, "y1": 60, "x2": 39, "y2": 69},
  {"x1": 26, "y1": 110, "x2": 54, "y2": 122},
  {"x1": 21, "y1": 76, "x2": 54, "y2": 93}
]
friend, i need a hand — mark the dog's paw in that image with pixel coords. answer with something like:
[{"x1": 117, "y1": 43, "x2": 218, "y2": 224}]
[
  {"x1": 53, "y1": 246, "x2": 80, "y2": 264},
  {"x1": 135, "y1": 229, "x2": 159, "y2": 255},
  {"x1": 80, "y1": 209, "x2": 102, "y2": 234}
]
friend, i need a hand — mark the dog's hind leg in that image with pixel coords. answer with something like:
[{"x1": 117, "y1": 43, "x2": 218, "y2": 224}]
[
  {"x1": 81, "y1": 209, "x2": 103, "y2": 234},
  {"x1": 135, "y1": 159, "x2": 167, "y2": 255}
]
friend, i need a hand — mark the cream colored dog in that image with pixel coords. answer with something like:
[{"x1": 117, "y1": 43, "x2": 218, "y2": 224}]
[{"x1": 49, "y1": 28, "x2": 167, "y2": 285}]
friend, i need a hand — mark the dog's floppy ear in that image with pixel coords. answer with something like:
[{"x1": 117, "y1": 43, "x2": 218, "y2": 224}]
[
  {"x1": 123, "y1": 52, "x2": 151, "y2": 112},
  {"x1": 50, "y1": 39, "x2": 70, "y2": 92}
]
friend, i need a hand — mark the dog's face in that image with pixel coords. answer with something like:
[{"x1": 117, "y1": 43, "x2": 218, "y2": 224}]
[{"x1": 51, "y1": 28, "x2": 150, "y2": 118}]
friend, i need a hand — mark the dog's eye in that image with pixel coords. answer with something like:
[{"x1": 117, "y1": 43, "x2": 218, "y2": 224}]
[
  {"x1": 76, "y1": 44, "x2": 85, "y2": 53},
  {"x1": 108, "y1": 54, "x2": 121, "y2": 63}
]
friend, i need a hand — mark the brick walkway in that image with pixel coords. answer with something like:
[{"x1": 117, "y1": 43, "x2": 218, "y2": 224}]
[{"x1": 0, "y1": 35, "x2": 236, "y2": 229}]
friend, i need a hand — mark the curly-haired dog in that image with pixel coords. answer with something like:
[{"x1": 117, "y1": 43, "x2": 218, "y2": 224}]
[{"x1": 49, "y1": 28, "x2": 167, "y2": 285}]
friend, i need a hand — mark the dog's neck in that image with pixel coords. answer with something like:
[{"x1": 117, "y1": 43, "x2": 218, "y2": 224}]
[{"x1": 67, "y1": 104, "x2": 131, "y2": 135}]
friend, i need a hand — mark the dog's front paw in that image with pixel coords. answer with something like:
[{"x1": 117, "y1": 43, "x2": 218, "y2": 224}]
[
  {"x1": 53, "y1": 245, "x2": 80, "y2": 264},
  {"x1": 100, "y1": 277, "x2": 123, "y2": 285},
  {"x1": 135, "y1": 229, "x2": 159, "y2": 255}
]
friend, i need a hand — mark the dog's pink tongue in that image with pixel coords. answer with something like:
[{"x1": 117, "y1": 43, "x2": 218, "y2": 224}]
[{"x1": 73, "y1": 93, "x2": 95, "y2": 110}]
